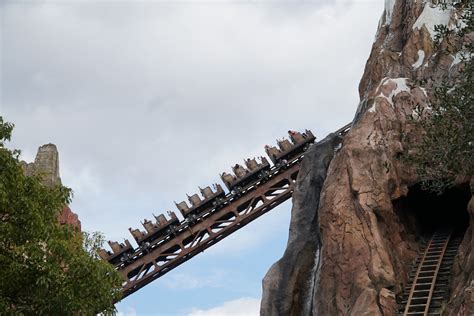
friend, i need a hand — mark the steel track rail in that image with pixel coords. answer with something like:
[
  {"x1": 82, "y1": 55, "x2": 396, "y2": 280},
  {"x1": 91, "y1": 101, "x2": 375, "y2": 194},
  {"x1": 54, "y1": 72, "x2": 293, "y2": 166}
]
[
  {"x1": 110, "y1": 123, "x2": 352, "y2": 300},
  {"x1": 120, "y1": 162, "x2": 299, "y2": 298}
]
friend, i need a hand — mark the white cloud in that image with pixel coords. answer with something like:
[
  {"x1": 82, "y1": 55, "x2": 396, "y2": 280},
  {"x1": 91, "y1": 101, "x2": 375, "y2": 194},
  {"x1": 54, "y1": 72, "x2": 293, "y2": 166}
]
[
  {"x1": 1, "y1": 1, "x2": 384, "y2": 313},
  {"x1": 161, "y1": 270, "x2": 227, "y2": 290},
  {"x1": 116, "y1": 306, "x2": 137, "y2": 316},
  {"x1": 62, "y1": 164, "x2": 102, "y2": 196},
  {"x1": 188, "y1": 297, "x2": 260, "y2": 316},
  {"x1": 2, "y1": 1, "x2": 383, "y2": 242}
]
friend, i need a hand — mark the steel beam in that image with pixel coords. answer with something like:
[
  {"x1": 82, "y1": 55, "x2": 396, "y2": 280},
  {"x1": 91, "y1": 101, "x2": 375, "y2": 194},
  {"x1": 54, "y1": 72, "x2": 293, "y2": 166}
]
[
  {"x1": 119, "y1": 161, "x2": 299, "y2": 299},
  {"x1": 112, "y1": 123, "x2": 352, "y2": 300}
]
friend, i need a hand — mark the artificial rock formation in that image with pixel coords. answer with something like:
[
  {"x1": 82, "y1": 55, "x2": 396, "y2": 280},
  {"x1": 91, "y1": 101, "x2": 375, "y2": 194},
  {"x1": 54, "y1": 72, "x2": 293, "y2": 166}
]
[
  {"x1": 261, "y1": 1, "x2": 473, "y2": 315},
  {"x1": 21, "y1": 144, "x2": 81, "y2": 230},
  {"x1": 22, "y1": 143, "x2": 61, "y2": 187},
  {"x1": 261, "y1": 133, "x2": 342, "y2": 315}
]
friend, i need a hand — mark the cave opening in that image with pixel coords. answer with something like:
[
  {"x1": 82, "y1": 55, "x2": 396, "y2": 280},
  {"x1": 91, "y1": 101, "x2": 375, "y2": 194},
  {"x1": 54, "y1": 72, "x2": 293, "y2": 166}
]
[{"x1": 394, "y1": 183, "x2": 471, "y2": 239}]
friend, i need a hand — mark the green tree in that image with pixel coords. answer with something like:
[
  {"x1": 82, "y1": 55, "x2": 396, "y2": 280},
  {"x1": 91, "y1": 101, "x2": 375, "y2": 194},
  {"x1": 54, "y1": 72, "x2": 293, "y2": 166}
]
[
  {"x1": 0, "y1": 117, "x2": 123, "y2": 314},
  {"x1": 409, "y1": 1, "x2": 473, "y2": 193}
]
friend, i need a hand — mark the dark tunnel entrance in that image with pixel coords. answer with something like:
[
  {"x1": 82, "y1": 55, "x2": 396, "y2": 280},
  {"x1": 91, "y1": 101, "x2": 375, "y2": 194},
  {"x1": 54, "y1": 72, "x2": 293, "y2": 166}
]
[{"x1": 394, "y1": 183, "x2": 471, "y2": 239}]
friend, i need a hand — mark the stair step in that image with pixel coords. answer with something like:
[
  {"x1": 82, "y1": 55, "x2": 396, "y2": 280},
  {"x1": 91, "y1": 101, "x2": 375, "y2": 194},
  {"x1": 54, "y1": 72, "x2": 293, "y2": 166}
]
[
  {"x1": 408, "y1": 304, "x2": 428, "y2": 312},
  {"x1": 413, "y1": 289, "x2": 430, "y2": 294},
  {"x1": 418, "y1": 270, "x2": 436, "y2": 275},
  {"x1": 399, "y1": 230, "x2": 463, "y2": 316},
  {"x1": 409, "y1": 297, "x2": 429, "y2": 304},
  {"x1": 402, "y1": 294, "x2": 446, "y2": 306},
  {"x1": 414, "y1": 284, "x2": 432, "y2": 290}
]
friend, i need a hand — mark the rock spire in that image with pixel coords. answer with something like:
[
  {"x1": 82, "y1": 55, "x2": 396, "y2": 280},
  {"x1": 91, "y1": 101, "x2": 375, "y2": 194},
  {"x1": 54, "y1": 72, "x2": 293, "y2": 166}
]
[{"x1": 261, "y1": 1, "x2": 473, "y2": 314}]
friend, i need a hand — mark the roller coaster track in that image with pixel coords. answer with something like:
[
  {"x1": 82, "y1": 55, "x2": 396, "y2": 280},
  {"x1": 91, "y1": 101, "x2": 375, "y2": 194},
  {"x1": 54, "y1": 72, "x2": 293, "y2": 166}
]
[
  {"x1": 400, "y1": 229, "x2": 464, "y2": 315},
  {"x1": 108, "y1": 123, "x2": 351, "y2": 299}
]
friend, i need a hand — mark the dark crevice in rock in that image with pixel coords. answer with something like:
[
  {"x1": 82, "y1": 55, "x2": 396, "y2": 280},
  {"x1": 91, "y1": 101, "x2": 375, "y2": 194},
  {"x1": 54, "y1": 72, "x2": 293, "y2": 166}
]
[
  {"x1": 392, "y1": 182, "x2": 471, "y2": 310},
  {"x1": 260, "y1": 133, "x2": 342, "y2": 316},
  {"x1": 393, "y1": 183, "x2": 471, "y2": 240}
]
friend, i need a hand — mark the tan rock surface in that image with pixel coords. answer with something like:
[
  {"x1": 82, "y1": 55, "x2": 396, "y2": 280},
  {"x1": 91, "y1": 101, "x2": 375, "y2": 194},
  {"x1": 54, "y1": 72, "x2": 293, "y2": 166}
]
[
  {"x1": 22, "y1": 144, "x2": 81, "y2": 230},
  {"x1": 261, "y1": 133, "x2": 342, "y2": 315},
  {"x1": 22, "y1": 143, "x2": 61, "y2": 187},
  {"x1": 446, "y1": 177, "x2": 474, "y2": 315},
  {"x1": 261, "y1": 1, "x2": 472, "y2": 314}
]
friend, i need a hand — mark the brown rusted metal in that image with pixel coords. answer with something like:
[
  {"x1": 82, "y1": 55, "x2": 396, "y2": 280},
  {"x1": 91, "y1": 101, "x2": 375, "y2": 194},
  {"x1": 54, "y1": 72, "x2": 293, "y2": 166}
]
[
  {"x1": 128, "y1": 212, "x2": 179, "y2": 246},
  {"x1": 105, "y1": 124, "x2": 353, "y2": 300},
  {"x1": 98, "y1": 239, "x2": 133, "y2": 265},
  {"x1": 119, "y1": 161, "x2": 300, "y2": 299},
  {"x1": 403, "y1": 230, "x2": 452, "y2": 316},
  {"x1": 265, "y1": 130, "x2": 316, "y2": 165},
  {"x1": 334, "y1": 122, "x2": 352, "y2": 136}
]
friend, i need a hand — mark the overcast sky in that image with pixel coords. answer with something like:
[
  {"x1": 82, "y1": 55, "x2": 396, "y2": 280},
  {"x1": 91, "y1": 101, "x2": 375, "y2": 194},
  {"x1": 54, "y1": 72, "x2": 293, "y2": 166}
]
[{"x1": 1, "y1": 0, "x2": 384, "y2": 314}]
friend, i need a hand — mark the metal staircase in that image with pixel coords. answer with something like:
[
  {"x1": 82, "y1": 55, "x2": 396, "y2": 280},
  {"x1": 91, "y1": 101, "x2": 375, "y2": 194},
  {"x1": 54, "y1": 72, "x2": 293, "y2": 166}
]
[{"x1": 399, "y1": 229, "x2": 464, "y2": 315}]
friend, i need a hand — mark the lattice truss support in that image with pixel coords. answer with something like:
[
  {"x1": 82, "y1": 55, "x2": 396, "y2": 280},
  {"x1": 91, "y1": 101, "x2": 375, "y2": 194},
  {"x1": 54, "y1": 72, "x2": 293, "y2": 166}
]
[{"x1": 120, "y1": 162, "x2": 300, "y2": 298}]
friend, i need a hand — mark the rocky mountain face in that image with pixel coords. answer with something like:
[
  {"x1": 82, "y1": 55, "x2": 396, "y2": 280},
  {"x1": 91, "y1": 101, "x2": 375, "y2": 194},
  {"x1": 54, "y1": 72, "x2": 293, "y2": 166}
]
[
  {"x1": 21, "y1": 144, "x2": 81, "y2": 230},
  {"x1": 22, "y1": 144, "x2": 61, "y2": 187},
  {"x1": 261, "y1": 1, "x2": 473, "y2": 315}
]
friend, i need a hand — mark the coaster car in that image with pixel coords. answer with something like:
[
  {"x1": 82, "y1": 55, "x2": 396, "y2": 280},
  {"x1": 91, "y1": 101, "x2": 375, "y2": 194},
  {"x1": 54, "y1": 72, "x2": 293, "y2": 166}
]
[
  {"x1": 175, "y1": 184, "x2": 225, "y2": 219},
  {"x1": 220, "y1": 157, "x2": 270, "y2": 192},
  {"x1": 128, "y1": 211, "x2": 179, "y2": 246},
  {"x1": 98, "y1": 239, "x2": 134, "y2": 265},
  {"x1": 265, "y1": 129, "x2": 315, "y2": 165}
]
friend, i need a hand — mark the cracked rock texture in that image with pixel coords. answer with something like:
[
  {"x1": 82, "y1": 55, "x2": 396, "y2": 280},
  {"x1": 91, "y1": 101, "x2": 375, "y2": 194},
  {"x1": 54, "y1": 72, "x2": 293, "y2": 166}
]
[
  {"x1": 261, "y1": 133, "x2": 342, "y2": 315},
  {"x1": 22, "y1": 143, "x2": 61, "y2": 188},
  {"x1": 21, "y1": 144, "x2": 81, "y2": 230},
  {"x1": 261, "y1": 1, "x2": 473, "y2": 315},
  {"x1": 447, "y1": 177, "x2": 474, "y2": 315}
]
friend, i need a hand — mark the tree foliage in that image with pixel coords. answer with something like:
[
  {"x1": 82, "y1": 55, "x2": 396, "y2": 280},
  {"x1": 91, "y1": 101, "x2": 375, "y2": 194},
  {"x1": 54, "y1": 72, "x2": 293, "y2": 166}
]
[
  {"x1": 409, "y1": 2, "x2": 473, "y2": 193},
  {"x1": 0, "y1": 117, "x2": 123, "y2": 314}
]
